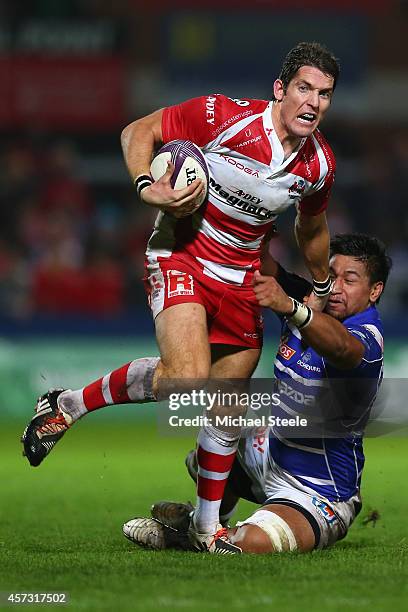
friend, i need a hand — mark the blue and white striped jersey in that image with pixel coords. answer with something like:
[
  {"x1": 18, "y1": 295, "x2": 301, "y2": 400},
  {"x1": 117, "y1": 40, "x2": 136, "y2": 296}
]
[{"x1": 269, "y1": 267, "x2": 384, "y2": 502}]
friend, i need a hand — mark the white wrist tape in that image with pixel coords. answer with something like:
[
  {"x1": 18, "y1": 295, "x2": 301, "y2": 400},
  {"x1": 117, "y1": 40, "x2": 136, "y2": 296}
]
[
  {"x1": 312, "y1": 275, "x2": 332, "y2": 297},
  {"x1": 288, "y1": 298, "x2": 313, "y2": 329},
  {"x1": 236, "y1": 509, "x2": 297, "y2": 552}
]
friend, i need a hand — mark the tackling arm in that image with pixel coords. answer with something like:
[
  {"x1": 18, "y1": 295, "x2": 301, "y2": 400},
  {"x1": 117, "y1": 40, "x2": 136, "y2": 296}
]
[
  {"x1": 260, "y1": 246, "x2": 279, "y2": 278},
  {"x1": 253, "y1": 272, "x2": 364, "y2": 369},
  {"x1": 294, "y1": 210, "x2": 330, "y2": 283}
]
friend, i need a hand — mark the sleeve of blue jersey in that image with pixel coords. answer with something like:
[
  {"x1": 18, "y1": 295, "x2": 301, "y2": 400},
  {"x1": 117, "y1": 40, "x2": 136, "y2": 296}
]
[{"x1": 346, "y1": 325, "x2": 383, "y2": 366}]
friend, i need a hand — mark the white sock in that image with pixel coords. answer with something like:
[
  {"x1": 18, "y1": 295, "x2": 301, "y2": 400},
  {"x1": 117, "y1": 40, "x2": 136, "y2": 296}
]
[{"x1": 57, "y1": 357, "x2": 160, "y2": 422}]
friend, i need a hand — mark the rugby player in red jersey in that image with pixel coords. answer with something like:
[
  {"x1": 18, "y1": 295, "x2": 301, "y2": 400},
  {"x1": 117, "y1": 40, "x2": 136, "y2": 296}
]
[{"x1": 22, "y1": 42, "x2": 340, "y2": 553}]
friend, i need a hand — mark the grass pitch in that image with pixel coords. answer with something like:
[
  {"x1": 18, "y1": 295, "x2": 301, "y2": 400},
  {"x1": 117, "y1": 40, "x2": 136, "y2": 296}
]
[{"x1": 1, "y1": 416, "x2": 407, "y2": 611}]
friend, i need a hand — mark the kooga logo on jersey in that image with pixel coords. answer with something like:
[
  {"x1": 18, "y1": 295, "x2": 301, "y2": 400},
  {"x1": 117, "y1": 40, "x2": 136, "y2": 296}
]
[{"x1": 209, "y1": 178, "x2": 275, "y2": 220}]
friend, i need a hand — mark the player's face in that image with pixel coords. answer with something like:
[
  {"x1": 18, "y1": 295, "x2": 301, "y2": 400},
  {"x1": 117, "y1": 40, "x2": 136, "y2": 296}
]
[
  {"x1": 325, "y1": 255, "x2": 383, "y2": 321},
  {"x1": 273, "y1": 66, "x2": 334, "y2": 140}
]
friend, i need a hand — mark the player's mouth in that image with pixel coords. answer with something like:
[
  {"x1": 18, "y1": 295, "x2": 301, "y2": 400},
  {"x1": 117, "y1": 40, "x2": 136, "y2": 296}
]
[
  {"x1": 296, "y1": 113, "x2": 317, "y2": 125},
  {"x1": 327, "y1": 298, "x2": 344, "y2": 310}
]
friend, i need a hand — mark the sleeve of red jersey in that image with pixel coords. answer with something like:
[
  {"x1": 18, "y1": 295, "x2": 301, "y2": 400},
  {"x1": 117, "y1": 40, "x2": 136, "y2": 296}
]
[
  {"x1": 161, "y1": 94, "x2": 264, "y2": 148},
  {"x1": 298, "y1": 137, "x2": 336, "y2": 216},
  {"x1": 161, "y1": 95, "x2": 217, "y2": 147}
]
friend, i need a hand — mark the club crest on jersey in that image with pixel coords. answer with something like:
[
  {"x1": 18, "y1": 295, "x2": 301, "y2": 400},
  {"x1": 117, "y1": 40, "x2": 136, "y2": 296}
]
[
  {"x1": 167, "y1": 270, "x2": 194, "y2": 297},
  {"x1": 312, "y1": 497, "x2": 337, "y2": 524},
  {"x1": 288, "y1": 178, "x2": 306, "y2": 199}
]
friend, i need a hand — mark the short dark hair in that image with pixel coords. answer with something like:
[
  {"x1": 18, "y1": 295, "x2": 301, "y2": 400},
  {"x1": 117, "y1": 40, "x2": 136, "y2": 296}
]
[
  {"x1": 278, "y1": 41, "x2": 340, "y2": 93},
  {"x1": 330, "y1": 233, "x2": 392, "y2": 301}
]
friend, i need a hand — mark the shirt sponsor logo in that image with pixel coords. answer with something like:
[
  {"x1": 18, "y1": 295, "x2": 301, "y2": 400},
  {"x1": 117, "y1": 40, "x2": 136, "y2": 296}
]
[
  {"x1": 297, "y1": 359, "x2": 321, "y2": 373},
  {"x1": 279, "y1": 343, "x2": 296, "y2": 360},
  {"x1": 252, "y1": 426, "x2": 268, "y2": 454},
  {"x1": 209, "y1": 177, "x2": 274, "y2": 220},
  {"x1": 167, "y1": 270, "x2": 194, "y2": 297},
  {"x1": 230, "y1": 187, "x2": 262, "y2": 205},
  {"x1": 235, "y1": 134, "x2": 262, "y2": 148},
  {"x1": 302, "y1": 151, "x2": 315, "y2": 180},
  {"x1": 219, "y1": 153, "x2": 260, "y2": 177},
  {"x1": 205, "y1": 95, "x2": 217, "y2": 125},
  {"x1": 213, "y1": 110, "x2": 253, "y2": 137},
  {"x1": 312, "y1": 497, "x2": 337, "y2": 524},
  {"x1": 150, "y1": 274, "x2": 164, "y2": 303},
  {"x1": 278, "y1": 380, "x2": 315, "y2": 406},
  {"x1": 244, "y1": 332, "x2": 260, "y2": 339}
]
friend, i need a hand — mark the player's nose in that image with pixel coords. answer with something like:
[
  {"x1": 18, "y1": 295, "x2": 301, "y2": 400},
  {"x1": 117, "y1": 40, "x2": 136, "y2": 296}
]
[
  {"x1": 331, "y1": 278, "x2": 342, "y2": 293},
  {"x1": 308, "y1": 90, "x2": 319, "y2": 110}
]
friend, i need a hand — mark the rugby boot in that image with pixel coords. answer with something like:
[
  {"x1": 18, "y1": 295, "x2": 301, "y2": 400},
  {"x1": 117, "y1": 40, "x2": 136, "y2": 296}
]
[
  {"x1": 21, "y1": 389, "x2": 72, "y2": 467},
  {"x1": 150, "y1": 501, "x2": 194, "y2": 532},
  {"x1": 123, "y1": 517, "x2": 195, "y2": 551},
  {"x1": 188, "y1": 518, "x2": 242, "y2": 555}
]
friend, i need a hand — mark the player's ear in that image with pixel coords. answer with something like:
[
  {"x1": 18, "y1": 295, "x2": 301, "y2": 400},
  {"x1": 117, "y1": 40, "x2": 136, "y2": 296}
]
[
  {"x1": 370, "y1": 281, "x2": 383, "y2": 304},
  {"x1": 273, "y1": 79, "x2": 285, "y2": 102}
]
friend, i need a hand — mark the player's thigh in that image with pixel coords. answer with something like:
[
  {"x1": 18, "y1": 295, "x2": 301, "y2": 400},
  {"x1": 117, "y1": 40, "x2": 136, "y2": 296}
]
[
  {"x1": 155, "y1": 302, "x2": 211, "y2": 379},
  {"x1": 207, "y1": 282, "x2": 263, "y2": 358},
  {"x1": 210, "y1": 344, "x2": 261, "y2": 378},
  {"x1": 231, "y1": 503, "x2": 315, "y2": 553}
]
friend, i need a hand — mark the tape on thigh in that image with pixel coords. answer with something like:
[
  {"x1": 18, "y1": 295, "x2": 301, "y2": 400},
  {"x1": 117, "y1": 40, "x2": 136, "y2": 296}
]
[{"x1": 237, "y1": 509, "x2": 297, "y2": 552}]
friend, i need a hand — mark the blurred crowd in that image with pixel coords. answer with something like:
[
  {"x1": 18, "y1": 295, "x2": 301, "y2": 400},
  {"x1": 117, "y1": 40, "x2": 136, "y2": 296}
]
[
  {"x1": 0, "y1": 120, "x2": 407, "y2": 322},
  {"x1": 0, "y1": 1, "x2": 407, "y2": 326},
  {"x1": 0, "y1": 135, "x2": 156, "y2": 319}
]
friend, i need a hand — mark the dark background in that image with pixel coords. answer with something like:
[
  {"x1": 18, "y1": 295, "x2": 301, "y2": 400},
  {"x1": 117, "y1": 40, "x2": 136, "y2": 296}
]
[{"x1": 0, "y1": 0, "x2": 407, "y2": 340}]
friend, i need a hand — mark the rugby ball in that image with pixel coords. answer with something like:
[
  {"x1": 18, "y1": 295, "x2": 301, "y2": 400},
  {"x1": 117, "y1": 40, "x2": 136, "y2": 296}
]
[{"x1": 150, "y1": 140, "x2": 209, "y2": 206}]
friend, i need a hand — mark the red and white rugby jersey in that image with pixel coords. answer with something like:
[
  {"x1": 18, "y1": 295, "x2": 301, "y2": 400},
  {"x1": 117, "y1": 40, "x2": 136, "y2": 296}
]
[{"x1": 146, "y1": 94, "x2": 336, "y2": 286}]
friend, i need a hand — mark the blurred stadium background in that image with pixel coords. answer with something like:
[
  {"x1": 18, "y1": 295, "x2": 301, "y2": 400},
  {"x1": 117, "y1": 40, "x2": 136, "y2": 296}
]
[
  {"x1": 0, "y1": 0, "x2": 408, "y2": 416},
  {"x1": 2, "y1": 5, "x2": 407, "y2": 608}
]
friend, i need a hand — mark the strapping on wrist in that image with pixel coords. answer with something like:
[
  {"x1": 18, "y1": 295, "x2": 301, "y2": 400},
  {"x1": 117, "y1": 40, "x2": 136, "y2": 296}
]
[
  {"x1": 134, "y1": 174, "x2": 153, "y2": 198},
  {"x1": 312, "y1": 275, "x2": 332, "y2": 297},
  {"x1": 288, "y1": 298, "x2": 313, "y2": 329}
]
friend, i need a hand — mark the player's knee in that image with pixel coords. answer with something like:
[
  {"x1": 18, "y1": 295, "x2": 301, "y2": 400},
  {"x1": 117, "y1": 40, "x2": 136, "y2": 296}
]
[
  {"x1": 231, "y1": 524, "x2": 274, "y2": 553},
  {"x1": 162, "y1": 361, "x2": 210, "y2": 381},
  {"x1": 153, "y1": 360, "x2": 210, "y2": 400},
  {"x1": 232, "y1": 510, "x2": 298, "y2": 554}
]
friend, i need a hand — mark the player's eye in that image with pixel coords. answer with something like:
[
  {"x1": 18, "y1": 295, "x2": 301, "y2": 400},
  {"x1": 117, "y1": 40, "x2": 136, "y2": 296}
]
[{"x1": 320, "y1": 91, "x2": 332, "y2": 99}]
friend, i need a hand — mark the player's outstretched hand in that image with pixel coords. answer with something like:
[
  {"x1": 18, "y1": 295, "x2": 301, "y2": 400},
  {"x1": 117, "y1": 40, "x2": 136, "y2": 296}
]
[
  {"x1": 253, "y1": 270, "x2": 293, "y2": 314},
  {"x1": 141, "y1": 161, "x2": 205, "y2": 217}
]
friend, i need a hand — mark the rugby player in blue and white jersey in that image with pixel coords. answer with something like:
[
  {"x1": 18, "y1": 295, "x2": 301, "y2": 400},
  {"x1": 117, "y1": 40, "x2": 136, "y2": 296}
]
[{"x1": 124, "y1": 234, "x2": 392, "y2": 553}]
